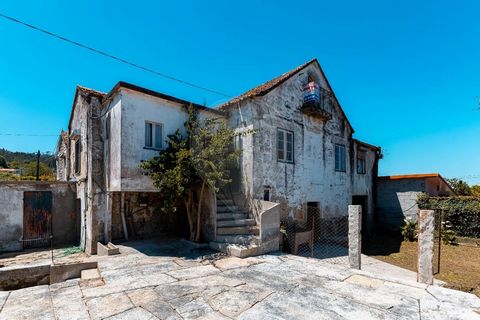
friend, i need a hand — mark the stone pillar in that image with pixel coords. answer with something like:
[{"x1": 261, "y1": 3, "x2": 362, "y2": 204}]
[
  {"x1": 417, "y1": 210, "x2": 435, "y2": 284},
  {"x1": 348, "y1": 205, "x2": 362, "y2": 269}
]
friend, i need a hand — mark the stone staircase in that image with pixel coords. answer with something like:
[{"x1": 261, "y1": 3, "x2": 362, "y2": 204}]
[{"x1": 209, "y1": 196, "x2": 265, "y2": 257}]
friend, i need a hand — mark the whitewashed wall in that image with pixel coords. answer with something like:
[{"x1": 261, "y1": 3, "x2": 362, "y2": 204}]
[{"x1": 225, "y1": 63, "x2": 376, "y2": 223}]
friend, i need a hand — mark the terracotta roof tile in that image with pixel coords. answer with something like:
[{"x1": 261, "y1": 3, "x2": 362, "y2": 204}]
[{"x1": 216, "y1": 58, "x2": 317, "y2": 109}]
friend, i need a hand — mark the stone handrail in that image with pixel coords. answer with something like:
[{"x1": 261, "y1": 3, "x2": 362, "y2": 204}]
[{"x1": 252, "y1": 200, "x2": 280, "y2": 248}]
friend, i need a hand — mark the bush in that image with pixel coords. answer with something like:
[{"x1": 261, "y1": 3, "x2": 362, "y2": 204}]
[
  {"x1": 417, "y1": 194, "x2": 480, "y2": 238},
  {"x1": 401, "y1": 219, "x2": 417, "y2": 241}
]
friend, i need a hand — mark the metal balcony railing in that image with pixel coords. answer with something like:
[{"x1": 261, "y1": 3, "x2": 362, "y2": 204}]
[{"x1": 301, "y1": 82, "x2": 332, "y2": 120}]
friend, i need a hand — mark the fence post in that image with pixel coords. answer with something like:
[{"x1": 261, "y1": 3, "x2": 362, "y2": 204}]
[
  {"x1": 417, "y1": 210, "x2": 435, "y2": 284},
  {"x1": 348, "y1": 205, "x2": 362, "y2": 269}
]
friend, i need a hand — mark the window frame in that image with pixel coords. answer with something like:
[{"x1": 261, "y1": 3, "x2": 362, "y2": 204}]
[
  {"x1": 144, "y1": 121, "x2": 164, "y2": 150},
  {"x1": 357, "y1": 156, "x2": 366, "y2": 175},
  {"x1": 334, "y1": 144, "x2": 346, "y2": 172},
  {"x1": 74, "y1": 139, "x2": 81, "y2": 175},
  {"x1": 277, "y1": 128, "x2": 294, "y2": 163}
]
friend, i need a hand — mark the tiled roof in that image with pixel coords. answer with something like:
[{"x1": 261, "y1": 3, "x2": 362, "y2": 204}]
[
  {"x1": 76, "y1": 85, "x2": 106, "y2": 98},
  {"x1": 216, "y1": 58, "x2": 317, "y2": 110},
  {"x1": 378, "y1": 173, "x2": 442, "y2": 180}
]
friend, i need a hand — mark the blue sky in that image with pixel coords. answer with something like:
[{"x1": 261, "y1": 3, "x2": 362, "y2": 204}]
[{"x1": 0, "y1": 1, "x2": 479, "y2": 183}]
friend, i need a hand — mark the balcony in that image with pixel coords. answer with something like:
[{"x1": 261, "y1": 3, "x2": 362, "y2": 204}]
[{"x1": 300, "y1": 82, "x2": 332, "y2": 120}]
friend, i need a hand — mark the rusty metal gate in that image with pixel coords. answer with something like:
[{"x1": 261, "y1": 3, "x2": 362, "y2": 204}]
[{"x1": 23, "y1": 191, "x2": 52, "y2": 249}]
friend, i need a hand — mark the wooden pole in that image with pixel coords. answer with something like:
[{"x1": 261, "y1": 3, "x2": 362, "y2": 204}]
[{"x1": 36, "y1": 150, "x2": 40, "y2": 181}]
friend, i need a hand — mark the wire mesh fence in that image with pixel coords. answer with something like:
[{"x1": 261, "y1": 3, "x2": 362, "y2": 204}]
[
  {"x1": 282, "y1": 207, "x2": 349, "y2": 265},
  {"x1": 433, "y1": 209, "x2": 443, "y2": 275}
]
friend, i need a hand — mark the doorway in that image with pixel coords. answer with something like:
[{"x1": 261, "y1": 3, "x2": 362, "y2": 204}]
[{"x1": 23, "y1": 191, "x2": 52, "y2": 249}]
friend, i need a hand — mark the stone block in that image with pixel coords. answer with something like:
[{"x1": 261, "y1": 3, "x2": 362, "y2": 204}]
[
  {"x1": 348, "y1": 205, "x2": 361, "y2": 270},
  {"x1": 417, "y1": 210, "x2": 434, "y2": 284},
  {"x1": 97, "y1": 242, "x2": 120, "y2": 256},
  {"x1": 50, "y1": 261, "x2": 98, "y2": 284}
]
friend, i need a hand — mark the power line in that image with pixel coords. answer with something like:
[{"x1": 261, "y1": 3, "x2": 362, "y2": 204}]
[
  {"x1": 0, "y1": 12, "x2": 232, "y2": 98},
  {"x1": 0, "y1": 133, "x2": 58, "y2": 136}
]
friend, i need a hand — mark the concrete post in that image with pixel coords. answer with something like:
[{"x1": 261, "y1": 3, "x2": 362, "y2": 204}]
[
  {"x1": 348, "y1": 205, "x2": 362, "y2": 269},
  {"x1": 417, "y1": 210, "x2": 435, "y2": 284}
]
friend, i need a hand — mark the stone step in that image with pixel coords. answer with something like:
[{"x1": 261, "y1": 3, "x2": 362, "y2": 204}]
[
  {"x1": 216, "y1": 199, "x2": 234, "y2": 206},
  {"x1": 215, "y1": 235, "x2": 259, "y2": 245},
  {"x1": 216, "y1": 212, "x2": 248, "y2": 221},
  {"x1": 209, "y1": 242, "x2": 264, "y2": 258},
  {"x1": 81, "y1": 268, "x2": 100, "y2": 280},
  {"x1": 217, "y1": 226, "x2": 259, "y2": 235},
  {"x1": 217, "y1": 219, "x2": 256, "y2": 228},
  {"x1": 217, "y1": 205, "x2": 238, "y2": 213}
]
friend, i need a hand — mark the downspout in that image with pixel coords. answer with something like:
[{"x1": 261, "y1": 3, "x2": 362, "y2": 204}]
[{"x1": 372, "y1": 148, "x2": 382, "y2": 232}]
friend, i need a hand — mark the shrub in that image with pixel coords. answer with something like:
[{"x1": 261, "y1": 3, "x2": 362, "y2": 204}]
[
  {"x1": 401, "y1": 219, "x2": 417, "y2": 241},
  {"x1": 441, "y1": 220, "x2": 457, "y2": 245},
  {"x1": 417, "y1": 194, "x2": 480, "y2": 238}
]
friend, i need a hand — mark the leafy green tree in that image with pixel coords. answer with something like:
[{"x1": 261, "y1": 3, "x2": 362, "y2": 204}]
[
  {"x1": 472, "y1": 185, "x2": 480, "y2": 197},
  {"x1": 0, "y1": 156, "x2": 7, "y2": 168},
  {"x1": 446, "y1": 178, "x2": 472, "y2": 196},
  {"x1": 140, "y1": 106, "x2": 239, "y2": 241},
  {"x1": 19, "y1": 161, "x2": 53, "y2": 178}
]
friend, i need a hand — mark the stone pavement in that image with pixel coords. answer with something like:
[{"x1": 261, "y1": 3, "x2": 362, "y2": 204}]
[{"x1": 0, "y1": 240, "x2": 479, "y2": 320}]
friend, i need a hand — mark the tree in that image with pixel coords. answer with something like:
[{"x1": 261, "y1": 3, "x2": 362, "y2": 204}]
[
  {"x1": 472, "y1": 185, "x2": 480, "y2": 197},
  {"x1": 140, "y1": 106, "x2": 240, "y2": 241},
  {"x1": 0, "y1": 156, "x2": 7, "y2": 168},
  {"x1": 446, "y1": 178, "x2": 472, "y2": 196}
]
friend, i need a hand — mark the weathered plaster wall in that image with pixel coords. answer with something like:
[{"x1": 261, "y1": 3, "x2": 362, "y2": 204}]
[
  {"x1": 425, "y1": 177, "x2": 455, "y2": 196},
  {"x1": 376, "y1": 178, "x2": 425, "y2": 231},
  {"x1": 68, "y1": 92, "x2": 106, "y2": 254},
  {"x1": 352, "y1": 142, "x2": 378, "y2": 232},
  {"x1": 227, "y1": 63, "x2": 373, "y2": 225},
  {"x1": 0, "y1": 181, "x2": 78, "y2": 252},
  {"x1": 104, "y1": 94, "x2": 122, "y2": 192},
  {"x1": 119, "y1": 89, "x2": 190, "y2": 191}
]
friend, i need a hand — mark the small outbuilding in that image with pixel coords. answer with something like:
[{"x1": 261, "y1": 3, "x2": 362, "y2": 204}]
[{"x1": 376, "y1": 173, "x2": 455, "y2": 231}]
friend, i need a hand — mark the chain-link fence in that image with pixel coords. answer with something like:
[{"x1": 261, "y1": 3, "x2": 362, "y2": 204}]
[{"x1": 282, "y1": 207, "x2": 349, "y2": 265}]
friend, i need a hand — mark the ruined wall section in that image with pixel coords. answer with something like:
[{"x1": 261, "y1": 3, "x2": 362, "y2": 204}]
[
  {"x1": 68, "y1": 93, "x2": 106, "y2": 254},
  {"x1": 235, "y1": 63, "x2": 355, "y2": 221}
]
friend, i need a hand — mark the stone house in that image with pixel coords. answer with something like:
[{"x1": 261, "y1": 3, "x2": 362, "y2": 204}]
[
  {"x1": 56, "y1": 58, "x2": 381, "y2": 256},
  {"x1": 376, "y1": 173, "x2": 455, "y2": 231}
]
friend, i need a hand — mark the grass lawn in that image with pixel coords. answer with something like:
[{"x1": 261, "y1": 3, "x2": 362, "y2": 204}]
[{"x1": 364, "y1": 235, "x2": 480, "y2": 297}]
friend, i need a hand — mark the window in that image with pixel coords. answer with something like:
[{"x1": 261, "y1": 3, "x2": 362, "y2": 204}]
[
  {"x1": 357, "y1": 156, "x2": 366, "y2": 174},
  {"x1": 145, "y1": 122, "x2": 163, "y2": 149},
  {"x1": 105, "y1": 114, "x2": 110, "y2": 140},
  {"x1": 335, "y1": 144, "x2": 346, "y2": 172},
  {"x1": 277, "y1": 129, "x2": 294, "y2": 162},
  {"x1": 263, "y1": 187, "x2": 271, "y2": 201},
  {"x1": 74, "y1": 139, "x2": 81, "y2": 175}
]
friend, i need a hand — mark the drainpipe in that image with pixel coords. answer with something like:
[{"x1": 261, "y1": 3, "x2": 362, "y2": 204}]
[{"x1": 120, "y1": 192, "x2": 128, "y2": 241}]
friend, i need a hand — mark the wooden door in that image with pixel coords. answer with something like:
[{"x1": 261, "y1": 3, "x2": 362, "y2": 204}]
[{"x1": 23, "y1": 191, "x2": 52, "y2": 249}]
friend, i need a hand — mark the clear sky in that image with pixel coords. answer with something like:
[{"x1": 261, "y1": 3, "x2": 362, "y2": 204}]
[{"x1": 0, "y1": 1, "x2": 479, "y2": 183}]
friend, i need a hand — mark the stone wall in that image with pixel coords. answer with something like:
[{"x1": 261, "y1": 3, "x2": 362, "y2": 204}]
[
  {"x1": 0, "y1": 181, "x2": 79, "y2": 252},
  {"x1": 110, "y1": 192, "x2": 189, "y2": 241},
  {"x1": 376, "y1": 178, "x2": 425, "y2": 231},
  {"x1": 225, "y1": 63, "x2": 378, "y2": 228},
  {"x1": 68, "y1": 90, "x2": 107, "y2": 254}
]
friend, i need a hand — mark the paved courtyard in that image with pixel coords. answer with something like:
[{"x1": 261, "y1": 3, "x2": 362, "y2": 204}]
[{"x1": 0, "y1": 240, "x2": 479, "y2": 320}]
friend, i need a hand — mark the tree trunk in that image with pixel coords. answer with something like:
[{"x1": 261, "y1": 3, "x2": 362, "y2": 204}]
[
  {"x1": 195, "y1": 181, "x2": 206, "y2": 242},
  {"x1": 184, "y1": 191, "x2": 196, "y2": 241}
]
